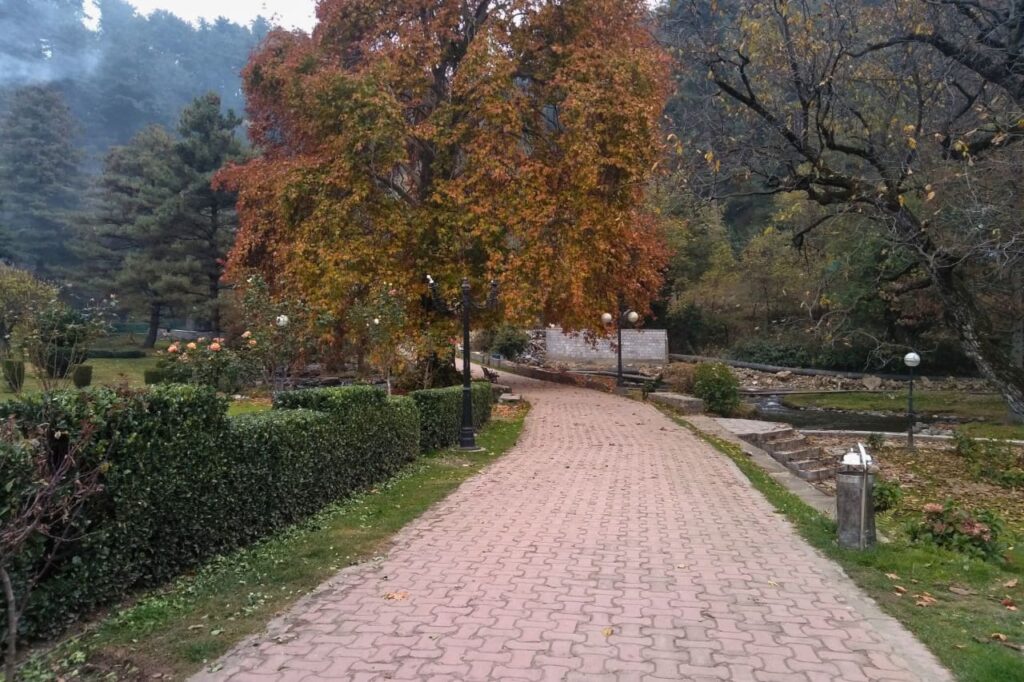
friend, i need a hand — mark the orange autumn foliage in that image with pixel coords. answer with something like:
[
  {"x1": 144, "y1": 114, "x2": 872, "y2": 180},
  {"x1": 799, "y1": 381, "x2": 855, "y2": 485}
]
[{"x1": 219, "y1": 0, "x2": 670, "y2": 342}]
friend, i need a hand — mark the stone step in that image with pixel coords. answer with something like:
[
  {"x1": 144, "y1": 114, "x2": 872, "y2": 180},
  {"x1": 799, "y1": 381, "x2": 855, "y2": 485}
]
[
  {"x1": 796, "y1": 465, "x2": 838, "y2": 482},
  {"x1": 772, "y1": 447, "x2": 823, "y2": 462},
  {"x1": 767, "y1": 436, "x2": 809, "y2": 452},
  {"x1": 788, "y1": 457, "x2": 837, "y2": 472}
]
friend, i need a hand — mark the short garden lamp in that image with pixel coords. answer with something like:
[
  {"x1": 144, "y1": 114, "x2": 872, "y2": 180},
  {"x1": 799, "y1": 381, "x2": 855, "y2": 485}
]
[
  {"x1": 903, "y1": 351, "x2": 921, "y2": 449},
  {"x1": 601, "y1": 307, "x2": 640, "y2": 387}
]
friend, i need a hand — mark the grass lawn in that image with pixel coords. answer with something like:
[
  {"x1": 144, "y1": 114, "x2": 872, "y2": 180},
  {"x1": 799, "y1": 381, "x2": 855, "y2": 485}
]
[
  {"x1": 670, "y1": 411, "x2": 1024, "y2": 682},
  {"x1": 783, "y1": 391, "x2": 1024, "y2": 439},
  {"x1": 21, "y1": 402, "x2": 529, "y2": 680},
  {"x1": 0, "y1": 357, "x2": 161, "y2": 399}
]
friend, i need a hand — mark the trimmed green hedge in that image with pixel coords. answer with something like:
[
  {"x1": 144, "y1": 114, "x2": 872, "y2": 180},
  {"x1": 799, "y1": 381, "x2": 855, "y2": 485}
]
[
  {"x1": 0, "y1": 384, "x2": 420, "y2": 641},
  {"x1": 410, "y1": 382, "x2": 493, "y2": 451}
]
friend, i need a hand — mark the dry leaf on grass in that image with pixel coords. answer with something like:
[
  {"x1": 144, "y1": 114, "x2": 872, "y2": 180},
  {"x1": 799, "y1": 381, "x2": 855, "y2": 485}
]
[
  {"x1": 948, "y1": 585, "x2": 975, "y2": 596},
  {"x1": 894, "y1": 585, "x2": 908, "y2": 595},
  {"x1": 1004, "y1": 578, "x2": 1019, "y2": 589},
  {"x1": 914, "y1": 592, "x2": 938, "y2": 607},
  {"x1": 885, "y1": 573, "x2": 900, "y2": 581},
  {"x1": 991, "y1": 633, "x2": 1008, "y2": 642}
]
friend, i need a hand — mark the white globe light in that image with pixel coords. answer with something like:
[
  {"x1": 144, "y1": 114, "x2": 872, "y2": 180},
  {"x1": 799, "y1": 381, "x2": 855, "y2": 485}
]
[
  {"x1": 626, "y1": 311, "x2": 640, "y2": 324},
  {"x1": 601, "y1": 312, "x2": 614, "y2": 325},
  {"x1": 373, "y1": 317, "x2": 380, "y2": 325},
  {"x1": 904, "y1": 351, "x2": 921, "y2": 368},
  {"x1": 276, "y1": 314, "x2": 290, "y2": 328}
]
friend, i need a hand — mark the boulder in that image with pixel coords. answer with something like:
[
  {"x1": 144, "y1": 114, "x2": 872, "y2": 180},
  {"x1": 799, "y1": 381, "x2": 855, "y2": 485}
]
[{"x1": 862, "y1": 376, "x2": 883, "y2": 391}]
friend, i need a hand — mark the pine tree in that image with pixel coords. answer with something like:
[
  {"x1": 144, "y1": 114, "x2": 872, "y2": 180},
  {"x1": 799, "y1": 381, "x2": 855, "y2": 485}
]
[
  {"x1": 169, "y1": 93, "x2": 244, "y2": 332},
  {"x1": 78, "y1": 126, "x2": 197, "y2": 347},
  {"x1": 0, "y1": 86, "x2": 83, "y2": 276}
]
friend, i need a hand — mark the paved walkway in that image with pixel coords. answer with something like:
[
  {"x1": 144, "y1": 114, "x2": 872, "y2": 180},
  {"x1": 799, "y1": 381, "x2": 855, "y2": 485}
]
[{"x1": 197, "y1": 371, "x2": 950, "y2": 682}]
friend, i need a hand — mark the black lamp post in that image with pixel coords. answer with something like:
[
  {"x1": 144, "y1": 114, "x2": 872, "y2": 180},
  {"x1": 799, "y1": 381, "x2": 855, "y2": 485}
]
[
  {"x1": 428, "y1": 275, "x2": 499, "y2": 450},
  {"x1": 601, "y1": 304, "x2": 640, "y2": 387},
  {"x1": 904, "y1": 351, "x2": 921, "y2": 449}
]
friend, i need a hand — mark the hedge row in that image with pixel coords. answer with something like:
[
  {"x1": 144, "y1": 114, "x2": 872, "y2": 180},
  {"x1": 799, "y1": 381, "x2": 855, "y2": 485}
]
[
  {"x1": 409, "y1": 382, "x2": 493, "y2": 451},
  {"x1": 0, "y1": 381, "x2": 487, "y2": 641}
]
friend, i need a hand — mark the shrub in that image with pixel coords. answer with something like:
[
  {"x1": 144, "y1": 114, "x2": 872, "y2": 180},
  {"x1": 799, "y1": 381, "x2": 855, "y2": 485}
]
[
  {"x1": 2, "y1": 360, "x2": 24, "y2": 392},
  {"x1": 72, "y1": 364, "x2": 93, "y2": 388},
  {"x1": 729, "y1": 339, "x2": 812, "y2": 368},
  {"x1": 910, "y1": 501, "x2": 1005, "y2": 561},
  {"x1": 143, "y1": 368, "x2": 166, "y2": 385},
  {"x1": 410, "y1": 382, "x2": 493, "y2": 451},
  {"x1": 490, "y1": 326, "x2": 530, "y2": 360},
  {"x1": 661, "y1": 363, "x2": 698, "y2": 394},
  {"x1": 0, "y1": 383, "x2": 421, "y2": 642},
  {"x1": 160, "y1": 337, "x2": 257, "y2": 392},
  {"x1": 86, "y1": 349, "x2": 147, "y2": 359},
  {"x1": 872, "y1": 478, "x2": 903, "y2": 512},
  {"x1": 693, "y1": 363, "x2": 740, "y2": 416},
  {"x1": 866, "y1": 432, "x2": 886, "y2": 451}
]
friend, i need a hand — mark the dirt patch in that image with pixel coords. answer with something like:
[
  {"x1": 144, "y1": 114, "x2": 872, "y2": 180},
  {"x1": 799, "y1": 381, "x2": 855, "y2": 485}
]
[{"x1": 805, "y1": 434, "x2": 1024, "y2": 535}]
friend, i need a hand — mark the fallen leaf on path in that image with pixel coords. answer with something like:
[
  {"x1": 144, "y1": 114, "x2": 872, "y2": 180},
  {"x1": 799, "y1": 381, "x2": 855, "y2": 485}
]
[
  {"x1": 383, "y1": 591, "x2": 409, "y2": 601},
  {"x1": 602, "y1": 627, "x2": 614, "y2": 637}
]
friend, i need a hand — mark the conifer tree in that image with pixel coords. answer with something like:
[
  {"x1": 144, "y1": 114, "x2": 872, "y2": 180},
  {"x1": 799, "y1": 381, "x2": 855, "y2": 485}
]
[{"x1": 0, "y1": 86, "x2": 83, "y2": 276}]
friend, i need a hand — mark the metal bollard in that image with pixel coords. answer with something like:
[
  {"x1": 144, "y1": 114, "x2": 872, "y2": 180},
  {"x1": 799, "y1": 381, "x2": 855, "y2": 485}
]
[{"x1": 836, "y1": 444, "x2": 878, "y2": 550}]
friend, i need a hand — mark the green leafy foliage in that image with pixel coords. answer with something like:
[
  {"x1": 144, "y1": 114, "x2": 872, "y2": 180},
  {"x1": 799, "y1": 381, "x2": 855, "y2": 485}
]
[
  {"x1": 953, "y1": 432, "x2": 1024, "y2": 489},
  {"x1": 410, "y1": 383, "x2": 494, "y2": 452},
  {"x1": 0, "y1": 383, "x2": 421, "y2": 642},
  {"x1": 1, "y1": 360, "x2": 24, "y2": 393},
  {"x1": 489, "y1": 326, "x2": 529, "y2": 360},
  {"x1": 873, "y1": 478, "x2": 903, "y2": 513},
  {"x1": 910, "y1": 501, "x2": 1006, "y2": 562},
  {"x1": 692, "y1": 363, "x2": 740, "y2": 416}
]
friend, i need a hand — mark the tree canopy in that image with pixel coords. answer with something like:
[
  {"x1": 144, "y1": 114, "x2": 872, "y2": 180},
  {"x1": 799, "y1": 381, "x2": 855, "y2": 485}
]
[{"x1": 221, "y1": 0, "x2": 670, "y2": 345}]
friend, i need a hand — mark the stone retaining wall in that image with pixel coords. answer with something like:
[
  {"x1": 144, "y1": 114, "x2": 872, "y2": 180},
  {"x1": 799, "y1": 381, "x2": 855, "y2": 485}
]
[{"x1": 545, "y1": 327, "x2": 668, "y2": 366}]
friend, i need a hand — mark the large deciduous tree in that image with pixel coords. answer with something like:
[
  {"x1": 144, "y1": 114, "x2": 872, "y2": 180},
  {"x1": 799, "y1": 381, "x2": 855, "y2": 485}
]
[
  {"x1": 664, "y1": 0, "x2": 1024, "y2": 417},
  {"x1": 220, "y1": 0, "x2": 670, "y2": 346}
]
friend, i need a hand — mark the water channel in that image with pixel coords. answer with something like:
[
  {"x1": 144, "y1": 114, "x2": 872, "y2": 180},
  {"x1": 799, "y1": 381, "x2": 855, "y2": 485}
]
[{"x1": 748, "y1": 394, "x2": 951, "y2": 432}]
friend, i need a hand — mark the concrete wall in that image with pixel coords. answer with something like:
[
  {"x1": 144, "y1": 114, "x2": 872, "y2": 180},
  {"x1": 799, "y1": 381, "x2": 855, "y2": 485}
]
[{"x1": 545, "y1": 328, "x2": 668, "y2": 366}]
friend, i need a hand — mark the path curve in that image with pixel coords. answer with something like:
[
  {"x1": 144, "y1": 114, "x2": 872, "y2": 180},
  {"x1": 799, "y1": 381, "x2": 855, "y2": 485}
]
[{"x1": 196, "y1": 370, "x2": 950, "y2": 682}]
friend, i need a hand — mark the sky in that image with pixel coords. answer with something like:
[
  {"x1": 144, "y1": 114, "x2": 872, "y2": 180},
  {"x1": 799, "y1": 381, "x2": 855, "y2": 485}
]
[{"x1": 98, "y1": 0, "x2": 319, "y2": 31}]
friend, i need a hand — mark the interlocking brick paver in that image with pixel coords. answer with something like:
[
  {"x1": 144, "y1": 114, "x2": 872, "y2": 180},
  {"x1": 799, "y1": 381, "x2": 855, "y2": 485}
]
[{"x1": 195, "y1": 370, "x2": 951, "y2": 681}]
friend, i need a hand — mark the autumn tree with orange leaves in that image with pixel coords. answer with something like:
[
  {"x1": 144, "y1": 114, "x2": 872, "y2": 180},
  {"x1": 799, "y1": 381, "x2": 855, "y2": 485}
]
[{"x1": 219, "y1": 0, "x2": 669, "y2": 356}]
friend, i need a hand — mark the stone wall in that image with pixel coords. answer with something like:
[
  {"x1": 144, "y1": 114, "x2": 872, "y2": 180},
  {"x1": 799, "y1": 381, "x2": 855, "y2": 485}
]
[{"x1": 544, "y1": 328, "x2": 668, "y2": 366}]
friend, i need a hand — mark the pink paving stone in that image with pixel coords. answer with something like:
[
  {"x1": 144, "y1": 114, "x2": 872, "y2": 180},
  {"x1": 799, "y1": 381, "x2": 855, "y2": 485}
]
[{"x1": 193, "y1": 370, "x2": 950, "y2": 682}]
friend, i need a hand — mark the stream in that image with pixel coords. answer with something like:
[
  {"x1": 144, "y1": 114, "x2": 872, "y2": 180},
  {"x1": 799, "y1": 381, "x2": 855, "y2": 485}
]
[{"x1": 749, "y1": 394, "x2": 951, "y2": 432}]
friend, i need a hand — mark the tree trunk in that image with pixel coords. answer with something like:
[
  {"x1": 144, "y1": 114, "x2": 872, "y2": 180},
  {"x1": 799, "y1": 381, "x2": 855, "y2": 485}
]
[
  {"x1": 143, "y1": 303, "x2": 161, "y2": 349},
  {"x1": 2, "y1": 566, "x2": 18, "y2": 682},
  {"x1": 1013, "y1": 267, "x2": 1024, "y2": 369},
  {"x1": 895, "y1": 210, "x2": 1024, "y2": 419}
]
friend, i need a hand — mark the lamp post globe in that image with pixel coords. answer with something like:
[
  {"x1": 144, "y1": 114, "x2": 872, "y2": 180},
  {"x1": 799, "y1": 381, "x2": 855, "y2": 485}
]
[
  {"x1": 903, "y1": 351, "x2": 920, "y2": 449},
  {"x1": 601, "y1": 312, "x2": 614, "y2": 326},
  {"x1": 626, "y1": 310, "x2": 639, "y2": 324}
]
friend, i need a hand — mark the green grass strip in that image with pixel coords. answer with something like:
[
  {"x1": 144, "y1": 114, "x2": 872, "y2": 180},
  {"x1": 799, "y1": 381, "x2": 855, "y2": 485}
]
[
  {"x1": 670, "y1": 414, "x2": 1024, "y2": 682},
  {"x1": 21, "y1": 407, "x2": 529, "y2": 681}
]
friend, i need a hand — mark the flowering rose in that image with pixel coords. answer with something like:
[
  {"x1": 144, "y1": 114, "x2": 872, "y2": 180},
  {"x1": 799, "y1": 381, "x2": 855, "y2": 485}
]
[
  {"x1": 209, "y1": 342, "x2": 222, "y2": 352},
  {"x1": 922, "y1": 503, "x2": 943, "y2": 514},
  {"x1": 198, "y1": 337, "x2": 208, "y2": 343},
  {"x1": 168, "y1": 344, "x2": 180, "y2": 354},
  {"x1": 214, "y1": 337, "x2": 225, "y2": 344},
  {"x1": 187, "y1": 342, "x2": 197, "y2": 350},
  {"x1": 242, "y1": 330, "x2": 252, "y2": 339}
]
